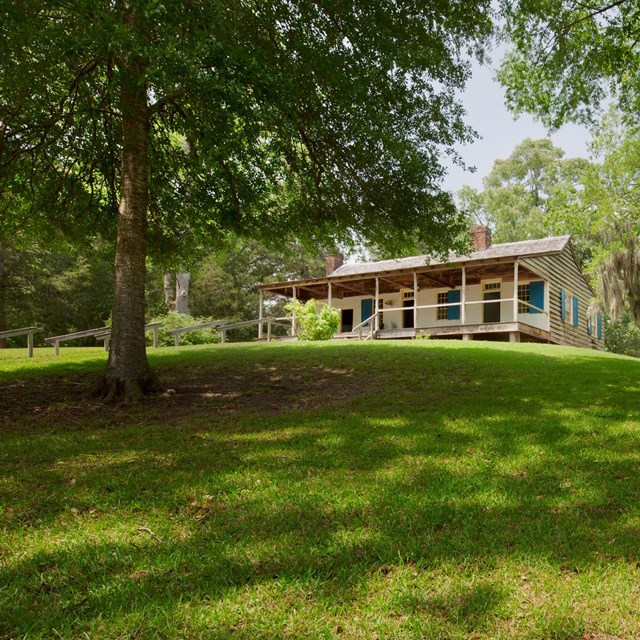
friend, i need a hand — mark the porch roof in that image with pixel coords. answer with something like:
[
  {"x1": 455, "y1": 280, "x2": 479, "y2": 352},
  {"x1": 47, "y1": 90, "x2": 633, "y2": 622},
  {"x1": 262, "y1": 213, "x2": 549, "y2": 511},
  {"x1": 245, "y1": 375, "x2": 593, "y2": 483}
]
[
  {"x1": 259, "y1": 235, "x2": 570, "y2": 299},
  {"x1": 329, "y1": 235, "x2": 569, "y2": 278}
]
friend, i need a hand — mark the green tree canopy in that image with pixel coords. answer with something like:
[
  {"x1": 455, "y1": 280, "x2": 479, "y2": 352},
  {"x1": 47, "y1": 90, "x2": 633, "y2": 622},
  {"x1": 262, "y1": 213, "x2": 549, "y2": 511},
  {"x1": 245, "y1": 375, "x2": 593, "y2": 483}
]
[
  {"x1": 1, "y1": 0, "x2": 494, "y2": 400},
  {"x1": 498, "y1": 0, "x2": 640, "y2": 128},
  {"x1": 457, "y1": 138, "x2": 591, "y2": 252}
]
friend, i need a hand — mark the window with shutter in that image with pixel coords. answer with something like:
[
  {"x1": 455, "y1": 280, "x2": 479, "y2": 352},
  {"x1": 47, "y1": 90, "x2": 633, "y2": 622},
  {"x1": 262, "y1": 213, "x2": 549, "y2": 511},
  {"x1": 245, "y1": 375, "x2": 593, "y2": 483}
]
[{"x1": 447, "y1": 290, "x2": 461, "y2": 320}]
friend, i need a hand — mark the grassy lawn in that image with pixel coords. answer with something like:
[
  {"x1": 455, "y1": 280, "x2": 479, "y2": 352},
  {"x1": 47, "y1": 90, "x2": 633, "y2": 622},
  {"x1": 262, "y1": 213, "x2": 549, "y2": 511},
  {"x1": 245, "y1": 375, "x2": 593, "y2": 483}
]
[{"x1": 1, "y1": 340, "x2": 640, "y2": 639}]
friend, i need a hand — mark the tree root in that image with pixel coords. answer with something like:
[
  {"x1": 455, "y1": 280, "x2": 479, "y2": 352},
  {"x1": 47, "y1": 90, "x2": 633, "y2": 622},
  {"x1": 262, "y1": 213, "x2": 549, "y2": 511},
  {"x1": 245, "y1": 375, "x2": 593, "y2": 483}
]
[{"x1": 93, "y1": 369, "x2": 166, "y2": 404}]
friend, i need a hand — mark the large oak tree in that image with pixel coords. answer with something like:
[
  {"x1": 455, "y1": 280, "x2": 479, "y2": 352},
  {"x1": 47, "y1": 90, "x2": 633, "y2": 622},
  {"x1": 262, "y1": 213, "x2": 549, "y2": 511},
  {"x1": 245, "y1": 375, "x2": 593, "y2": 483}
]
[{"x1": 1, "y1": 1, "x2": 493, "y2": 401}]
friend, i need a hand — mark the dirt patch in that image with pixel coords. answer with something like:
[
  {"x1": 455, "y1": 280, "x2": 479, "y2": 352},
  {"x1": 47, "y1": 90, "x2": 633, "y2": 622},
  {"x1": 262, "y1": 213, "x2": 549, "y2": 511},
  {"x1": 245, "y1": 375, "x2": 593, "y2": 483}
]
[{"x1": 0, "y1": 362, "x2": 361, "y2": 431}]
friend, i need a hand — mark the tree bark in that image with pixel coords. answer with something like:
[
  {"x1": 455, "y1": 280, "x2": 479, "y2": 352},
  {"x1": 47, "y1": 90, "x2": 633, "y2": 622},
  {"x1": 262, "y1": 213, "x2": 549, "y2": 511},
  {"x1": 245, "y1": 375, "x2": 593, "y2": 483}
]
[
  {"x1": 163, "y1": 272, "x2": 174, "y2": 310},
  {"x1": 97, "y1": 46, "x2": 162, "y2": 402},
  {"x1": 0, "y1": 243, "x2": 6, "y2": 349},
  {"x1": 175, "y1": 272, "x2": 190, "y2": 315}
]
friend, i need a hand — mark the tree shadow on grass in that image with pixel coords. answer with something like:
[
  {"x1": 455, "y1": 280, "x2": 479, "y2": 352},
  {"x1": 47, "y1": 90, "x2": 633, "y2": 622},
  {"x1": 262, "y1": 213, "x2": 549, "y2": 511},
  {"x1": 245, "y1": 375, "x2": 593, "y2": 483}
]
[{"x1": 2, "y1": 344, "x2": 640, "y2": 637}]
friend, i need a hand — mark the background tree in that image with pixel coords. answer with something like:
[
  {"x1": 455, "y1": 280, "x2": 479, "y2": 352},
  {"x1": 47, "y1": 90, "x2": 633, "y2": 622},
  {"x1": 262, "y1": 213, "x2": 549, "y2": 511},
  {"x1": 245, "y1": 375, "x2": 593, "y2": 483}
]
[
  {"x1": 2, "y1": 0, "x2": 494, "y2": 401},
  {"x1": 580, "y1": 109, "x2": 640, "y2": 321},
  {"x1": 498, "y1": 0, "x2": 640, "y2": 325},
  {"x1": 457, "y1": 139, "x2": 591, "y2": 254},
  {"x1": 498, "y1": 0, "x2": 640, "y2": 129}
]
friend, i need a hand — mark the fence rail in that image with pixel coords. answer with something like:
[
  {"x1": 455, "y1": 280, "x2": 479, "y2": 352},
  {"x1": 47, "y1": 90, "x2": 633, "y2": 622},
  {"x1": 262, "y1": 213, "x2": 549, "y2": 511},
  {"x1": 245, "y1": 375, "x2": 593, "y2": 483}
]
[{"x1": 0, "y1": 326, "x2": 43, "y2": 358}]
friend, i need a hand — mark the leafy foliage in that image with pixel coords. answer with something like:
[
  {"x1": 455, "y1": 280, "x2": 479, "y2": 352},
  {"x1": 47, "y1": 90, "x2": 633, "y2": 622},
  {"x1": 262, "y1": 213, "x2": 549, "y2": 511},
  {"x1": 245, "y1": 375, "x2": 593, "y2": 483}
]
[
  {"x1": 605, "y1": 312, "x2": 640, "y2": 358},
  {"x1": 1, "y1": 0, "x2": 495, "y2": 260},
  {"x1": 498, "y1": 0, "x2": 640, "y2": 128},
  {"x1": 147, "y1": 312, "x2": 220, "y2": 347},
  {"x1": 286, "y1": 299, "x2": 340, "y2": 341},
  {"x1": 3, "y1": 240, "x2": 114, "y2": 342},
  {"x1": 457, "y1": 138, "x2": 593, "y2": 258}
]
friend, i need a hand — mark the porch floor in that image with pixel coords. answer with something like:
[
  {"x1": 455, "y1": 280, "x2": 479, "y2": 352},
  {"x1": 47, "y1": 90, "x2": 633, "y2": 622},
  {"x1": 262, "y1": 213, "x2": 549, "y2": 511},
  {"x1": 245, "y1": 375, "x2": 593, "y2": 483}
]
[{"x1": 376, "y1": 321, "x2": 554, "y2": 343}]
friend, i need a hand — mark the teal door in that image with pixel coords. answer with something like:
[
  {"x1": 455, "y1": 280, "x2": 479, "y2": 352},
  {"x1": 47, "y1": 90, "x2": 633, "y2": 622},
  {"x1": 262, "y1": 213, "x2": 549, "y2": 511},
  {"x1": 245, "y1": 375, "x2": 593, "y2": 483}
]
[{"x1": 361, "y1": 299, "x2": 373, "y2": 327}]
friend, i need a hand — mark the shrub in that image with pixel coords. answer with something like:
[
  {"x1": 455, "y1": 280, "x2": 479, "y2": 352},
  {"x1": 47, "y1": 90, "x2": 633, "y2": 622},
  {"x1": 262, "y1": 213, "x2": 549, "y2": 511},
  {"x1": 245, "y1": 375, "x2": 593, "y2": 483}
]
[
  {"x1": 285, "y1": 299, "x2": 340, "y2": 341},
  {"x1": 605, "y1": 312, "x2": 640, "y2": 358},
  {"x1": 147, "y1": 312, "x2": 221, "y2": 346}
]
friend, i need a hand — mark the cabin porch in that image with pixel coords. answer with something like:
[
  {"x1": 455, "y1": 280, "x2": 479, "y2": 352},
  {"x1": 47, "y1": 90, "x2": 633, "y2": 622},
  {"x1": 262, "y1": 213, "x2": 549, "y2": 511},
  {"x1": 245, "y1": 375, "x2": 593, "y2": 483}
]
[{"x1": 259, "y1": 257, "x2": 552, "y2": 343}]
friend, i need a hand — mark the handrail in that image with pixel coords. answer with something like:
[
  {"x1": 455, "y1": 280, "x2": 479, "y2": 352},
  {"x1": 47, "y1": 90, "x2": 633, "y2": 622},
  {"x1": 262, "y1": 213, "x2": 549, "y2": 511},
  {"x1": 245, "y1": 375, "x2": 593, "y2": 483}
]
[
  {"x1": 95, "y1": 322, "x2": 165, "y2": 351},
  {"x1": 171, "y1": 316, "x2": 292, "y2": 346},
  {"x1": 46, "y1": 323, "x2": 165, "y2": 355},
  {"x1": 516, "y1": 299, "x2": 547, "y2": 314},
  {"x1": 167, "y1": 320, "x2": 228, "y2": 335},
  {"x1": 45, "y1": 326, "x2": 111, "y2": 343},
  {"x1": 351, "y1": 312, "x2": 377, "y2": 333},
  {"x1": 0, "y1": 326, "x2": 43, "y2": 358}
]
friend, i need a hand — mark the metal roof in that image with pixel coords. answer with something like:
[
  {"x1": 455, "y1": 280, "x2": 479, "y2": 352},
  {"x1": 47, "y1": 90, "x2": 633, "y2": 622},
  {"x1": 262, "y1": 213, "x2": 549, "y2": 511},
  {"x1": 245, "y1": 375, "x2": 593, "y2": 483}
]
[{"x1": 330, "y1": 236, "x2": 571, "y2": 278}]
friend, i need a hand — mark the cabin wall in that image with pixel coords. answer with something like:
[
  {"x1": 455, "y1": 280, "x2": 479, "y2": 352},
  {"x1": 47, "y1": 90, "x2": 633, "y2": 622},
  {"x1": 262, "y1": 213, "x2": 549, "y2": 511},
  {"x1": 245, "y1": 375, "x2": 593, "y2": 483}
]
[
  {"x1": 520, "y1": 249, "x2": 603, "y2": 350},
  {"x1": 324, "y1": 278, "x2": 550, "y2": 332}
]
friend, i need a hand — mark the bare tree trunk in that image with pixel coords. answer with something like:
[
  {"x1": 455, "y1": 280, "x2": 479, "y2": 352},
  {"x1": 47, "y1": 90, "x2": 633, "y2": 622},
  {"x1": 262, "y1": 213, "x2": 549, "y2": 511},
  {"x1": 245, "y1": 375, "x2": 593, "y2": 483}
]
[
  {"x1": 97, "y1": 45, "x2": 162, "y2": 402},
  {"x1": 163, "y1": 272, "x2": 174, "y2": 310},
  {"x1": 175, "y1": 272, "x2": 190, "y2": 315},
  {"x1": 0, "y1": 242, "x2": 6, "y2": 348}
]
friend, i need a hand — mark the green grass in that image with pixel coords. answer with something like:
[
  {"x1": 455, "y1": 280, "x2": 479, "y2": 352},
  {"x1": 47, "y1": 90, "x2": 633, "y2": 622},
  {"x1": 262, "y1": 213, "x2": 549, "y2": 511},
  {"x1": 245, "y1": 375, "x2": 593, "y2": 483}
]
[{"x1": 1, "y1": 340, "x2": 640, "y2": 639}]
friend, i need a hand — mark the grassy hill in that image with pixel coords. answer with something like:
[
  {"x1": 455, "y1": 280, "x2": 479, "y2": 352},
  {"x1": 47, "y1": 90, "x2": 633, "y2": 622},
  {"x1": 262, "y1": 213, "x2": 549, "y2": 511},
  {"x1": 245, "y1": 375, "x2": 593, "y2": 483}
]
[{"x1": 1, "y1": 341, "x2": 640, "y2": 639}]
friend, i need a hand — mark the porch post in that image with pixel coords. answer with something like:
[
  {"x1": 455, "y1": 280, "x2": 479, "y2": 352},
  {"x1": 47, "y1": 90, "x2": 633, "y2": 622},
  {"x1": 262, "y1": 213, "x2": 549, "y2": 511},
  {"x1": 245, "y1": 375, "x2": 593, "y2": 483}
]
[
  {"x1": 328, "y1": 281, "x2": 332, "y2": 307},
  {"x1": 413, "y1": 271, "x2": 418, "y2": 328},
  {"x1": 292, "y1": 286, "x2": 297, "y2": 337},
  {"x1": 374, "y1": 277, "x2": 380, "y2": 332},
  {"x1": 461, "y1": 265, "x2": 466, "y2": 325},
  {"x1": 513, "y1": 260, "x2": 519, "y2": 322},
  {"x1": 258, "y1": 289, "x2": 264, "y2": 339}
]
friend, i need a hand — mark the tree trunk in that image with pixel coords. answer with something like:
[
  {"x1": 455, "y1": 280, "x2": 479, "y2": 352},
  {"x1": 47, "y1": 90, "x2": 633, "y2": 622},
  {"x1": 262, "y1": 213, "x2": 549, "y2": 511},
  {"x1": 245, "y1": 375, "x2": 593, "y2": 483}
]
[
  {"x1": 0, "y1": 243, "x2": 6, "y2": 349},
  {"x1": 97, "y1": 50, "x2": 162, "y2": 402},
  {"x1": 175, "y1": 272, "x2": 190, "y2": 315},
  {"x1": 163, "y1": 272, "x2": 174, "y2": 310}
]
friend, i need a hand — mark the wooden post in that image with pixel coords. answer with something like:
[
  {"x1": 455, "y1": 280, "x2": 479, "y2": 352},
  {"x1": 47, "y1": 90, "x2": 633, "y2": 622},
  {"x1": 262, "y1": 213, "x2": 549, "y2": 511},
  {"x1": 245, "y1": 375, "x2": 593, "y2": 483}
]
[
  {"x1": 328, "y1": 281, "x2": 332, "y2": 307},
  {"x1": 291, "y1": 286, "x2": 297, "y2": 337},
  {"x1": 461, "y1": 266, "x2": 466, "y2": 325},
  {"x1": 513, "y1": 259, "x2": 519, "y2": 323},
  {"x1": 374, "y1": 277, "x2": 380, "y2": 333},
  {"x1": 174, "y1": 334, "x2": 180, "y2": 347},
  {"x1": 152, "y1": 327, "x2": 159, "y2": 348},
  {"x1": 221, "y1": 329, "x2": 226, "y2": 344},
  {"x1": 27, "y1": 330, "x2": 34, "y2": 358},
  {"x1": 104, "y1": 336, "x2": 110, "y2": 352},
  {"x1": 54, "y1": 340, "x2": 60, "y2": 356},
  {"x1": 258, "y1": 289, "x2": 264, "y2": 339},
  {"x1": 413, "y1": 271, "x2": 418, "y2": 328},
  {"x1": 267, "y1": 318, "x2": 272, "y2": 341}
]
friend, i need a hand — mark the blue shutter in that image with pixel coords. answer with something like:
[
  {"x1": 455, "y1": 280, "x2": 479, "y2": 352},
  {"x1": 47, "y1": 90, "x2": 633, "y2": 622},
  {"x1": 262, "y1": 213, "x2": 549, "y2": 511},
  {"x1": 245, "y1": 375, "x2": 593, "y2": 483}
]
[
  {"x1": 572, "y1": 296, "x2": 579, "y2": 327},
  {"x1": 587, "y1": 316, "x2": 592, "y2": 336},
  {"x1": 597, "y1": 313, "x2": 603, "y2": 340},
  {"x1": 361, "y1": 298, "x2": 373, "y2": 327},
  {"x1": 447, "y1": 289, "x2": 461, "y2": 320},
  {"x1": 529, "y1": 281, "x2": 544, "y2": 314},
  {"x1": 560, "y1": 288, "x2": 566, "y2": 321}
]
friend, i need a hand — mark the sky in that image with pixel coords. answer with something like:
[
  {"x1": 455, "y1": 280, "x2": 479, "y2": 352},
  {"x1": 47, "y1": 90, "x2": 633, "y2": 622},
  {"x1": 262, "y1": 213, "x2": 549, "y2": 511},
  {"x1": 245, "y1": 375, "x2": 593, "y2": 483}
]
[{"x1": 442, "y1": 55, "x2": 592, "y2": 194}]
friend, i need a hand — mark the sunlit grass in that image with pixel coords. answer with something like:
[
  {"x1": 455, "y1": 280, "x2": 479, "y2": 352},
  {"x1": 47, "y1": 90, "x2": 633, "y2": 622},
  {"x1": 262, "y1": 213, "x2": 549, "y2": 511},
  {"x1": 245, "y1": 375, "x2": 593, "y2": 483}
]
[{"x1": 1, "y1": 340, "x2": 640, "y2": 638}]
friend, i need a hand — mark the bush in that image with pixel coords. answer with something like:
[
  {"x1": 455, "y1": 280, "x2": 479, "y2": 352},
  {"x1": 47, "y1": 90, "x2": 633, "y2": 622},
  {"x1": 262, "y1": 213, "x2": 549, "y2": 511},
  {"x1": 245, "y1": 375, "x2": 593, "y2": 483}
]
[
  {"x1": 605, "y1": 312, "x2": 640, "y2": 358},
  {"x1": 148, "y1": 312, "x2": 221, "y2": 346},
  {"x1": 285, "y1": 299, "x2": 340, "y2": 341}
]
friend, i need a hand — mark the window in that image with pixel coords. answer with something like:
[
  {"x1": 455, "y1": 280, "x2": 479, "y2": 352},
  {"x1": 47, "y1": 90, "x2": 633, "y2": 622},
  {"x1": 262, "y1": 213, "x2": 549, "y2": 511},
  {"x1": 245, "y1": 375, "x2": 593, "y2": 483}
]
[
  {"x1": 518, "y1": 283, "x2": 530, "y2": 314},
  {"x1": 560, "y1": 288, "x2": 573, "y2": 323},
  {"x1": 483, "y1": 281, "x2": 501, "y2": 291},
  {"x1": 402, "y1": 290, "x2": 414, "y2": 300},
  {"x1": 437, "y1": 291, "x2": 448, "y2": 320}
]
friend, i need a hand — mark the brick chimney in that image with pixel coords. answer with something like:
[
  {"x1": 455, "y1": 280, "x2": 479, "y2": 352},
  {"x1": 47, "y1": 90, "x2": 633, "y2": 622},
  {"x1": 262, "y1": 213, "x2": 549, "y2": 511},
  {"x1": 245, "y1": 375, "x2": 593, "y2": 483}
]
[
  {"x1": 325, "y1": 252, "x2": 344, "y2": 276},
  {"x1": 471, "y1": 225, "x2": 492, "y2": 252}
]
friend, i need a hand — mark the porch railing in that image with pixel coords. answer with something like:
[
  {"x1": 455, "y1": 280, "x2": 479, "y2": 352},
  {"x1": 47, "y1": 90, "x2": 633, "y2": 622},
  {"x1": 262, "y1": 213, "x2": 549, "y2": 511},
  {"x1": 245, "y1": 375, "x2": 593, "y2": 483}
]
[{"x1": 341, "y1": 296, "x2": 547, "y2": 340}]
